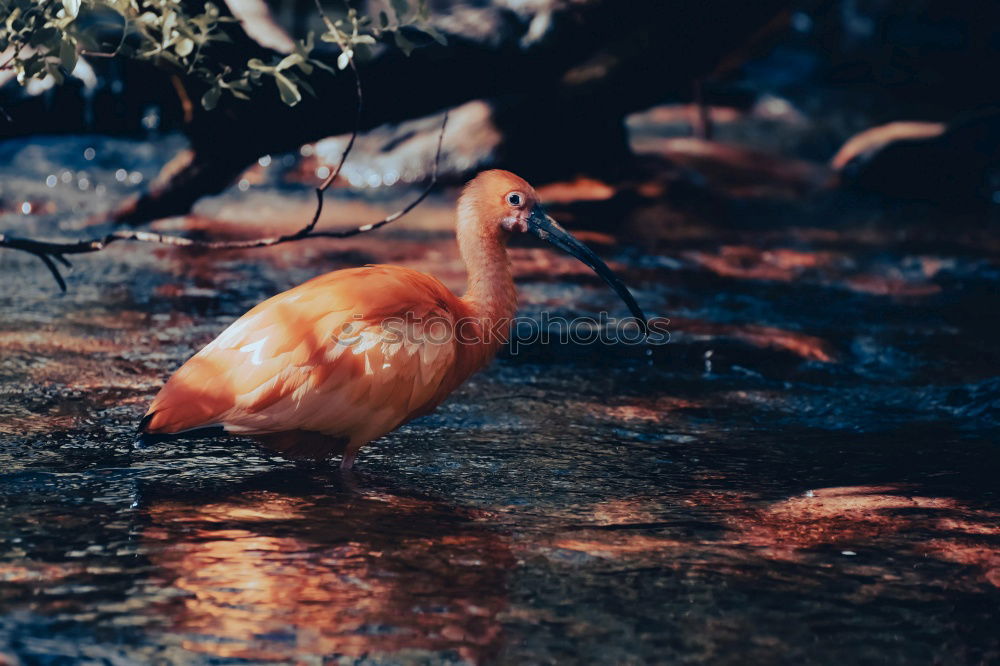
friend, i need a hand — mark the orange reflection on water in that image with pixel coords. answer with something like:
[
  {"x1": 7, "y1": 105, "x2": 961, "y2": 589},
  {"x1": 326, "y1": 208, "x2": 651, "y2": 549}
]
[
  {"x1": 684, "y1": 245, "x2": 841, "y2": 282},
  {"x1": 549, "y1": 486, "x2": 1000, "y2": 589},
  {"x1": 670, "y1": 316, "x2": 837, "y2": 362},
  {"x1": 143, "y1": 488, "x2": 512, "y2": 663},
  {"x1": 595, "y1": 396, "x2": 702, "y2": 423}
]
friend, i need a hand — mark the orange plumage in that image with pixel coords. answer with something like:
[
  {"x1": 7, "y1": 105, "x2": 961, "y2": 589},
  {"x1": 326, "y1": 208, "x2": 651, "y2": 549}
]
[{"x1": 141, "y1": 170, "x2": 646, "y2": 469}]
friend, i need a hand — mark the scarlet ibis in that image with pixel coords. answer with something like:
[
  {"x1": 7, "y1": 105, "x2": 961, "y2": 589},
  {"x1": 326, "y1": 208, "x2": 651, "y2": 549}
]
[{"x1": 139, "y1": 170, "x2": 647, "y2": 469}]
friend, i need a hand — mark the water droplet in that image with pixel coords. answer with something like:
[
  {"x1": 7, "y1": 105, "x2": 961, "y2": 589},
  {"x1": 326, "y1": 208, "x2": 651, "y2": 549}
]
[
  {"x1": 791, "y1": 11, "x2": 812, "y2": 32},
  {"x1": 315, "y1": 165, "x2": 331, "y2": 179},
  {"x1": 128, "y1": 171, "x2": 143, "y2": 185},
  {"x1": 258, "y1": 155, "x2": 272, "y2": 168},
  {"x1": 45, "y1": 175, "x2": 57, "y2": 187},
  {"x1": 238, "y1": 179, "x2": 250, "y2": 192},
  {"x1": 300, "y1": 144, "x2": 315, "y2": 157},
  {"x1": 77, "y1": 177, "x2": 90, "y2": 190},
  {"x1": 83, "y1": 147, "x2": 96, "y2": 161},
  {"x1": 60, "y1": 171, "x2": 73, "y2": 184},
  {"x1": 95, "y1": 184, "x2": 106, "y2": 196},
  {"x1": 114, "y1": 168, "x2": 128, "y2": 182},
  {"x1": 20, "y1": 201, "x2": 32, "y2": 215},
  {"x1": 766, "y1": 98, "x2": 791, "y2": 115},
  {"x1": 366, "y1": 171, "x2": 382, "y2": 188},
  {"x1": 383, "y1": 169, "x2": 399, "y2": 187},
  {"x1": 141, "y1": 105, "x2": 161, "y2": 130}
]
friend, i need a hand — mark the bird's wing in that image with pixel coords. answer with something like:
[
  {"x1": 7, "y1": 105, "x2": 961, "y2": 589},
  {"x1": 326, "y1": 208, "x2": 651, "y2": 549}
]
[{"x1": 144, "y1": 265, "x2": 465, "y2": 443}]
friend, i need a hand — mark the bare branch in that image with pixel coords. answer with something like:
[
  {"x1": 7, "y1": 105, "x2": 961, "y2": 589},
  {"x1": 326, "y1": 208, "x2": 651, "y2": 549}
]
[
  {"x1": 308, "y1": 58, "x2": 363, "y2": 235},
  {"x1": 2, "y1": 0, "x2": 445, "y2": 291},
  {"x1": 0, "y1": 112, "x2": 449, "y2": 291}
]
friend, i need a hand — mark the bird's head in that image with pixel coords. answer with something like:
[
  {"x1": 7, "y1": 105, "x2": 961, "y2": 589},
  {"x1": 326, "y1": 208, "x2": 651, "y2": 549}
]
[{"x1": 459, "y1": 169, "x2": 648, "y2": 330}]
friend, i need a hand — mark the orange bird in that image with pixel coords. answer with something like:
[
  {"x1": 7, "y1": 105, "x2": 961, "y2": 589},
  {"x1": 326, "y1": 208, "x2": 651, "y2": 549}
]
[{"x1": 139, "y1": 170, "x2": 647, "y2": 469}]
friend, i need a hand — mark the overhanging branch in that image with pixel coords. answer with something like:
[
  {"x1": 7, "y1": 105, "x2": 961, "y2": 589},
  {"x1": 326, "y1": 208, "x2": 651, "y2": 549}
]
[{"x1": 0, "y1": 110, "x2": 448, "y2": 292}]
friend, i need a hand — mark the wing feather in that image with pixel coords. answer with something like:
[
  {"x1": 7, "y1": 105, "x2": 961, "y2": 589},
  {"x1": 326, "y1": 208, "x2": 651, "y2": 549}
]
[{"x1": 144, "y1": 266, "x2": 473, "y2": 443}]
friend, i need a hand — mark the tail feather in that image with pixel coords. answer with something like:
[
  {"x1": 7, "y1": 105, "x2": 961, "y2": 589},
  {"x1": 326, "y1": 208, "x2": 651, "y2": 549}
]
[
  {"x1": 137, "y1": 413, "x2": 154, "y2": 434},
  {"x1": 134, "y1": 411, "x2": 226, "y2": 449}
]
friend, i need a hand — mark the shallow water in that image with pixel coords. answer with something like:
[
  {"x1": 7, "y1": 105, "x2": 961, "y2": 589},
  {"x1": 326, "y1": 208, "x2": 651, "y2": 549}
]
[{"x1": 0, "y1": 123, "x2": 998, "y2": 664}]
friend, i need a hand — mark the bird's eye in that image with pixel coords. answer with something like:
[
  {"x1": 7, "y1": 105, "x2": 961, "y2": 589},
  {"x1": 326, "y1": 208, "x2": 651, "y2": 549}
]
[{"x1": 506, "y1": 192, "x2": 523, "y2": 207}]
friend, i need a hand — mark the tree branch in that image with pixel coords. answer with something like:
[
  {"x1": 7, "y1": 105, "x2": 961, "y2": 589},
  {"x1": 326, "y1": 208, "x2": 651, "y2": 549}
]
[
  {"x1": 309, "y1": 58, "x2": 362, "y2": 234},
  {"x1": 0, "y1": 110, "x2": 448, "y2": 292}
]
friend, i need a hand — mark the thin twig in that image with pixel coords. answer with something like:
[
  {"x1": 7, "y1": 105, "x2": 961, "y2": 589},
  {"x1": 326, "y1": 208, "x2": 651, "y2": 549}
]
[
  {"x1": 2, "y1": 0, "x2": 447, "y2": 292},
  {"x1": 308, "y1": 57, "x2": 363, "y2": 233},
  {"x1": 0, "y1": 43, "x2": 25, "y2": 71},
  {"x1": 78, "y1": 50, "x2": 119, "y2": 58},
  {"x1": 0, "y1": 111, "x2": 449, "y2": 291}
]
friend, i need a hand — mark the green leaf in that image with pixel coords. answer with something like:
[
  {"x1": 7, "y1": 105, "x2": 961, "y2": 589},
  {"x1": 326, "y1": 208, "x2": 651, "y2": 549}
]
[
  {"x1": 274, "y1": 72, "x2": 301, "y2": 106},
  {"x1": 275, "y1": 53, "x2": 303, "y2": 71},
  {"x1": 1, "y1": 0, "x2": 433, "y2": 109},
  {"x1": 201, "y1": 85, "x2": 221, "y2": 110},
  {"x1": 62, "y1": 0, "x2": 81, "y2": 19},
  {"x1": 28, "y1": 27, "x2": 59, "y2": 49},
  {"x1": 389, "y1": 0, "x2": 409, "y2": 22},
  {"x1": 174, "y1": 37, "x2": 194, "y2": 57},
  {"x1": 297, "y1": 77, "x2": 315, "y2": 97},
  {"x1": 413, "y1": 25, "x2": 446, "y2": 45},
  {"x1": 5, "y1": 8, "x2": 22, "y2": 32},
  {"x1": 58, "y1": 38, "x2": 77, "y2": 72},
  {"x1": 309, "y1": 58, "x2": 337, "y2": 75},
  {"x1": 247, "y1": 57, "x2": 272, "y2": 71},
  {"x1": 223, "y1": 78, "x2": 253, "y2": 93},
  {"x1": 155, "y1": 51, "x2": 182, "y2": 67},
  {"x1": 393, "y1": 29, "x2": 416, "y2": 56}
]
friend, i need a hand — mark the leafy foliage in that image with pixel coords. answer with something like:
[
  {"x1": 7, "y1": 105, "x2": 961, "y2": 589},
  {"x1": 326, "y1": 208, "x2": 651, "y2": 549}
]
[{"x1": 0, "y1": 0, "x2": 444, "y2": 108}]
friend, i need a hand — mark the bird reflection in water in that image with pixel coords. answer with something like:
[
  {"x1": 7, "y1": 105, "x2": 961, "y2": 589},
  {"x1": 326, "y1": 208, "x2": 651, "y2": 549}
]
[{"x1": 141, "y1": 472, "x2": 513, "y2": 663}]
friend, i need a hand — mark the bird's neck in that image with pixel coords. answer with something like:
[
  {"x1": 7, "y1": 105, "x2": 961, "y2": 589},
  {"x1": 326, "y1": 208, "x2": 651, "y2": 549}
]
[{"x1": 456, "y1": 207, "x2": 519, "y2": 330}]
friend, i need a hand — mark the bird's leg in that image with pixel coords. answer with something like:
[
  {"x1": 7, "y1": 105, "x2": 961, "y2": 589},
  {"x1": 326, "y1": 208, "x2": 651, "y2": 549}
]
[
  {"x1": 339, "y1": 450, "x2": 357, "y2": 471},
  {"x1": 340, "y1": 438, "x2": 370, "y2": 472}
]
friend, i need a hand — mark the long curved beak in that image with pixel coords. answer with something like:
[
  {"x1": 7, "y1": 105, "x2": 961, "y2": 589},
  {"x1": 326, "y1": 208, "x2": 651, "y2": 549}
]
[{"x1": 527, "y1": 206, "x2": 648, "y2": 332}]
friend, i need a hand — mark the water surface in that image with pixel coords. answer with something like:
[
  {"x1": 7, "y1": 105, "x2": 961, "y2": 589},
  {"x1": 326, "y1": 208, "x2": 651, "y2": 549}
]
[{"x1": 0, "y1": 124, "x2": 998, "y2": 664}]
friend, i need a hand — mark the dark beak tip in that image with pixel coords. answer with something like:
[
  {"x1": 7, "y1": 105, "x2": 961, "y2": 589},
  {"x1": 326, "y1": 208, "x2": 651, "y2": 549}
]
[{"x1": 529, "y1": 208, "x2": 651, "y2": 339}]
